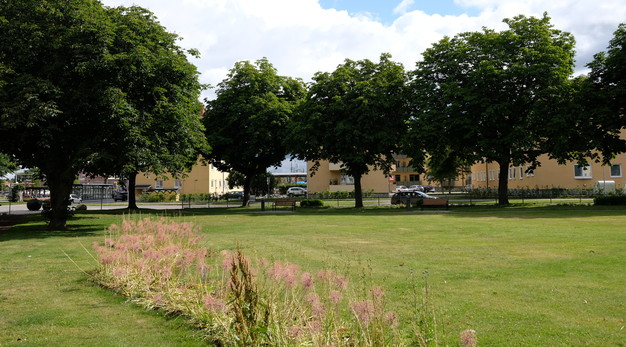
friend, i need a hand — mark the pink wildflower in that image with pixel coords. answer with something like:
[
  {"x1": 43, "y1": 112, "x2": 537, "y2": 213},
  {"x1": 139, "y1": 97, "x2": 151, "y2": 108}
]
[
  {"x1": 329, "y1": 290, "x2": 342, "y2": 305},
  {"x1": 301, "y1": 272, "x2": 314, "y2": 290},
  {"x1": 334, "y1": 274, "x2": 349, "y2": 291},
  {"x1": 288, "y1": 325, "x2": 303, "y2": 339},
  {"x1": 460, "y1": 329, "x2": 478, "y2": 347},
  {"x1": 112, "y1": 267, "x2": 127, "y2": 278},
  {"x1": 371, "y1": 285, "x2": 384, "y2": 299},
  {"x1": 351, "y1": 300, "x2": 375, "y2": 326},
  {"x1": 220, "y1": 250, "x2": 234, "y2": 271},
  {"x1": 203, "y1": 294, "x2": 226, "y2": 313},
  {"x1": 385, "y1": 311, "x2": 399, "y2": 328},
  {"x1": 152, "y1": 294, "x2": 164, "y2": 307}
]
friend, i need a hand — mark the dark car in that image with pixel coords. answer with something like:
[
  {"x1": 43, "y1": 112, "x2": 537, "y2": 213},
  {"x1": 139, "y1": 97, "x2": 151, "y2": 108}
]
[
  {"x1": 113, "y1": 191, "x2": 128, "y2": 202},
  {"x1": 390, "y1": 191, "x2": 437, "y2": 205},
  {"x1": 222, "y1": 191, "x2": 244, "y2": 199}
]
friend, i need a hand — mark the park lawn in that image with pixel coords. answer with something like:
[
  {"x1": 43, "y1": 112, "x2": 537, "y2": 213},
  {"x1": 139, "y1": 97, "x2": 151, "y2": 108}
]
[{"x1": 1, "y1": 205, "x2": 625, "y2": 346}]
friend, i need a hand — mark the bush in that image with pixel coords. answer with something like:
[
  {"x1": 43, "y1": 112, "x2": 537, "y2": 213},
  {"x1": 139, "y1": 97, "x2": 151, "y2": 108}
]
[
  {"x1": 26, "y1": 199, "x2": 42, "y2": 211},
  {"x1": 594, "y1": 194, "x2": 626, "y2": 205},
  {"x1": 140, "y1": 191, "x2": 177, "y2": 202},
  {"x1": 300, "y1": 199, "x2": 324, "y2": 207}
]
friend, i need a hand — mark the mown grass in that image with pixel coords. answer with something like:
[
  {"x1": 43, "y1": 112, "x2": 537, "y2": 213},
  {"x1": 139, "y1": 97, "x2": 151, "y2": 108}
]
[{"x1": 1, "y1": 205, "x2": 625, "y2": 346}]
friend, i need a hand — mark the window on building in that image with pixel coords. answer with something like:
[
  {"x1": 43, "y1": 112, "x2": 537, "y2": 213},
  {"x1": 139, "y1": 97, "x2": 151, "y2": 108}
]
[
  {"x1": 574, "y1": 164, "x2": 592, "y2": 178},
  {"x1": 508, "y1": 167, "x2": 516, "y2": 180},
  {"x1": 394, "y1": 175, "x2": 401, "y2": 182},
  {"x1": 519, "y1": 167, "x2": 524, "y2": 180},
  {"x1": 525, "y1": 165, "x2": 535, "y2": 177},
  {"x1": 610, "y1": 164, "x2": 622, "y2": 177},
  {"x1": 409, "y1": 174, "x2": 419, "y2": 182},
  {"x1": 155, "y1": 180, "x2": 164, "y2": 189},
  {"x1": 489, "y1": 170, "x2": 495, "y2": 181},
  {"x1": 174, "y1": 180, "x2": 182, "y2": 188}
]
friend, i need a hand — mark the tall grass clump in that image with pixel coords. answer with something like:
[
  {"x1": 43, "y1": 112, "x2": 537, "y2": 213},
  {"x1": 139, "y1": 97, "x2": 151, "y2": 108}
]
[{"x1": 91, "y1": 218, "x2": 453, "y2": 346}]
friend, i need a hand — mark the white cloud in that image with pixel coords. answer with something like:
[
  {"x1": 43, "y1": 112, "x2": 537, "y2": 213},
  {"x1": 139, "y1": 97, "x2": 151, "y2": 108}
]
[
  {"x1": 101, "y1": 0, "x2": 625, "y2": 100},
  {"x1": 393, "y1": 0, "x2": 415, "y2": 15}
]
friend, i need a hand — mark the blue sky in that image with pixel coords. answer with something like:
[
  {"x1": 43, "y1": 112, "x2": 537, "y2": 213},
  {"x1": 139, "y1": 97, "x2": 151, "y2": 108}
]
[{"x1": 319, "y1": 0, "x2": 479, "y2": 23}]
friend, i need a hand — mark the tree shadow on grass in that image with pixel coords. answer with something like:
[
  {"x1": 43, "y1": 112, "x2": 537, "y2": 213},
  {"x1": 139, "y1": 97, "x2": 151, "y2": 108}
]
[{"x1": 0, "y1": 214, "x2": 102, "y2": 242}]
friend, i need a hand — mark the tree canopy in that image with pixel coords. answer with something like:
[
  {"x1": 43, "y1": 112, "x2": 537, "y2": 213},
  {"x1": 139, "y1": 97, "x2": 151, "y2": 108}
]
[
  {"x1": 291, "y1": 53, "x2": 408, "y2": 208},
  {"x1": 0, "y1": 0, "x2": 204, "y2": 227},
  {"x1": 203, "y1": 58, "x2": 305, "y2": 206},
  {"x1": 576, "y1": 23, "x2": 626, "y2": 161},
  {"x1": 83, "y1": 6, "x2": 206, "y2": 209},
  {"x1": 407, "y1": 14, "x2": 576, "y2": 204}
]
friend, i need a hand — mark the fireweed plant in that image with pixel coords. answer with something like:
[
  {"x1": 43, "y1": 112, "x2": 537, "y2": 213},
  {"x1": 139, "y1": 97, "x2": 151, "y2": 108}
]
[{"x1": 91, "y1": 218, "x2": 448, "y2": 346}]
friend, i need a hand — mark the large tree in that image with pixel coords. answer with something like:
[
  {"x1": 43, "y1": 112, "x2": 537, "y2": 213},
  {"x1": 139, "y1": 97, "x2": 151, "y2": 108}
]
[
  {"x1": 83, "y1": 6, "x2": 206, "y2": 210},
  {"x1": 407, "y1": 14, "x2": 575, "y2": 204},
  {"x1": 203, "y1": 58, "x2": 305, "y2": 207},
  {"x1": 0, "y1": 1, "x2": 204, "y2": 228},
  {"x1": 291, "y1": 53, "x2": 409, "y2": 208},
  {"x1": 576, "y1": 23, "x2": 626, "y2": 160},
  {"x1": 0, "y1": 0, "x2": 117, "y2": 228}
]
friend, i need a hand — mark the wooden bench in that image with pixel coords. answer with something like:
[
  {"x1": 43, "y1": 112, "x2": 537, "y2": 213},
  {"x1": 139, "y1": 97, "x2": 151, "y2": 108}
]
[
  {"x1": 421, "y1": 198, "x2": 449, "y2": 210},
  {"x1": 273, "y1": 200, "x2": 296, "y2": 211}
]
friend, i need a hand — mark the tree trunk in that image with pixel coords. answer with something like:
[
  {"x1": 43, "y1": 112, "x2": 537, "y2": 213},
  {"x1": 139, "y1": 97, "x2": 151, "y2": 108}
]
[
  {"x1": 496, "y1": 159, "x2": 510, "y2": 205},
  {"x1": 46, "y1": 171, "x2": 75, "y2": 230},
  {"x1": 354, "y1": 172, "x2": 364, "y2": 208},
  {"x1": 241, "y1": 174, "x2": 253, "y2": 207},
  {"x1": 127, "y1": 171, "x2": 139, "y2": 210}
]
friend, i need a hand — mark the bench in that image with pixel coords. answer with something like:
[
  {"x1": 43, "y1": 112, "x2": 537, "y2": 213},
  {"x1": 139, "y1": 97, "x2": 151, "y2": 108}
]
[
  {"x1": 273, "y1": 200, "x2": 296, "y2": 211},
  {"x1": 421, "y1": 198, "x2": 449, "y2": 210}
]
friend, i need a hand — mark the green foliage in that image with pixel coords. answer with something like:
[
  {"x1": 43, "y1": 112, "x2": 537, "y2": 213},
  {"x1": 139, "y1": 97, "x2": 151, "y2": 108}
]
[
  {"x1": 0, "y1": 153, "x2": 17, "y2": 177},
  {"x1": 594, "y1": 194, "x2": 626, "y2": 205},
  {"x1": 203, "y1": 58, "x2": 305, "y2": 206},
  {"x1": 299, "y1": 199, "x2": 324, "y2": 207},
  {"x1": 228, "y1": 171, "x2": 276, "y2": 196},
  {"x1": 291, "y1": 53, "x2": 409, "y2": 208},
  {"x1": 0, "y1": 0, "x2": 205, "y2": 227},
  {"x1": 180, "y1": 193, "x2": 217, "y2": 202},
  {"x1": 10, "y1": 184, "x2": 25, "y2": 202},
  {"x1": 407, "y1": 14, "x2": 576, "y2": 205},
  {"x1": 578, "y1": 23, "x2": 626, "y2": 162},
  {"x1": 139, "y1": 191, "x2": 178, "y2": 202}
]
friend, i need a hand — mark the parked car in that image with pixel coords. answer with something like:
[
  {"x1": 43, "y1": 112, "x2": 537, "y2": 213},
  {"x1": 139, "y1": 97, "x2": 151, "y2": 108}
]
[
  {"x1": 222, "y1": 191, "x2": 244, "y2": 199},
  {"x1": 395, "y1": 185, "x2": 409, "y2": 192},
  {"x1": 69, "y1": 194, "x2": 82, "y2": 204},
  {"x1": 390, "y1": 191, "x2": 437, "y2": 205},
  {"x1": 287, "y1": 187, "x2": 307, "y2": 197},
  {"x1": 408, "y1": 185, "x2": 424, "y2": 192},
  {"x1": 113, "y1": 191, "x2": 128, "y2": 202},
  {"x1": 423, "y1": 185, "x2": 435, "y2": 192}
]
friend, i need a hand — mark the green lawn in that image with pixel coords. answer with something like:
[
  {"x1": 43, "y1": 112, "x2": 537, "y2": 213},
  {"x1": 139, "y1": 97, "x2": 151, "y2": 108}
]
[{"x1": 1, "y1": 205, "x2": 625, "y2": 346}]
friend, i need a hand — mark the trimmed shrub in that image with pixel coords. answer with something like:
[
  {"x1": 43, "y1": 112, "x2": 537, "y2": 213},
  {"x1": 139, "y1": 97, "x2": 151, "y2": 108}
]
[
  {"x1": 300, "y1": 199, "x2": 324, "y2": 207},
  {"x1": 594, "y1": 194, "x2": 626, "y2": 205},
  {"x1": 26, "y1": 199, "x2": 42, "y2": 211}
]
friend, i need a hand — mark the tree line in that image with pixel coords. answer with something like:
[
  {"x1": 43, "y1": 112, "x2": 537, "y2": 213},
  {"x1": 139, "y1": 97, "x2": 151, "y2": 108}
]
[{"x1": 1, "y1": 0, "x2": 624, "y2": 229}]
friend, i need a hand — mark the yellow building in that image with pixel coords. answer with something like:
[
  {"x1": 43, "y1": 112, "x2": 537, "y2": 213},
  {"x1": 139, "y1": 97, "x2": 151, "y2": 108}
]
[
  {"x1": 135, "y1": 161, "x2": 234, "y2": 196},
  {"x1": 307, "y1": 156, "x2": 469, "y2": 194},
  {"x1": 307, "y1": 160, "x2": 392, "y2": 193},
  {"x1": 470, "y1": 153, "x2": 626, "y2": 190}
]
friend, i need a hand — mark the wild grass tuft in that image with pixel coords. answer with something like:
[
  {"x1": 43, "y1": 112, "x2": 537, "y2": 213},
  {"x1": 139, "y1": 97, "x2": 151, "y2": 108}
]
[{"x1": 91, "y1": 217, "x2": 451, "y2": 346}]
